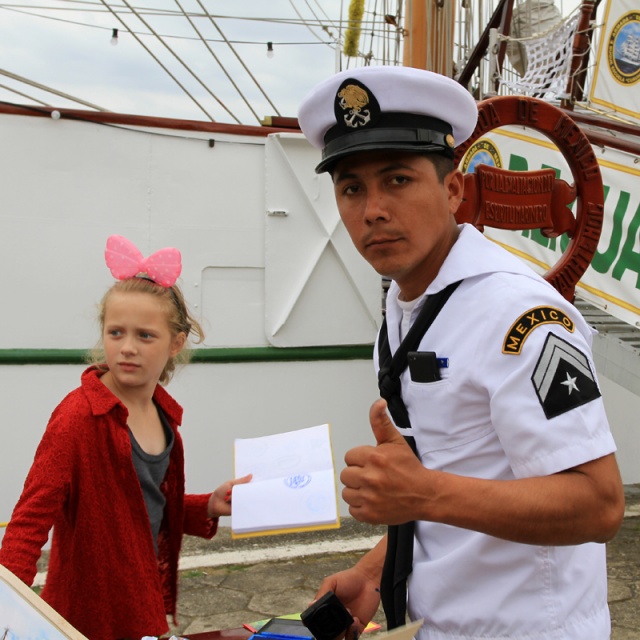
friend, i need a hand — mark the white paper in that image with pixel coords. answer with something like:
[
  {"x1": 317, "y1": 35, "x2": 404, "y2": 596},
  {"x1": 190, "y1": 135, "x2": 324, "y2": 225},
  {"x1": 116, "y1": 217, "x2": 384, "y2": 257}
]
[
  {"x1": 373, "y1": 619, "x2": 424, "y2": 640},
  {"x1": 232, "y1": 423, "x2": 339, "y2": 536}
]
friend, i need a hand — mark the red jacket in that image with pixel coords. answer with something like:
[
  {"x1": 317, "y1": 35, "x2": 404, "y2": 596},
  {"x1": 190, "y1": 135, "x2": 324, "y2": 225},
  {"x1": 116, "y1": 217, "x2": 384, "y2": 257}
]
[{"x1": 0, "y1": 367, "x2": 218, "y2": 640}]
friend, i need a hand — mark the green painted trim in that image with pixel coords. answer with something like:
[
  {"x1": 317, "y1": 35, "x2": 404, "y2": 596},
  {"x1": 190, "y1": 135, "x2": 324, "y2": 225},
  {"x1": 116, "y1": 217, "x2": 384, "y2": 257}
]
[
  {"x1": 0, "y1": 346, "x2": 373, "y2": 365},
  {"x1": 0, "y1": 350, "x2": 89, "y2": 365},
  {"x1": 191, "y1": 346, "x2": 374, "y2": 363}
]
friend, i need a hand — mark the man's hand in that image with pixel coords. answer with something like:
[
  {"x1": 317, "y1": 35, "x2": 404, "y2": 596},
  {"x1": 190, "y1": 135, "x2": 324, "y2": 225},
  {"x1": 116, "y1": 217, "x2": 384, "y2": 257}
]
[
  {"x1": 342, "y1": 401, "x2": 624, "y2": 545},
  {"x1": 312, "y1": 567, "x2": 381, "y2": 638},
  {"x1": 340, "y1": 399, "x2": 428, "y2": 525}
]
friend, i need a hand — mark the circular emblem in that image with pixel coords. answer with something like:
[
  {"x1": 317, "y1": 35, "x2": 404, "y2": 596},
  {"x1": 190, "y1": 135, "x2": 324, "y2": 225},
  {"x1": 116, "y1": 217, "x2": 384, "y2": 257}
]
[
  {"x1": 461, "y1": 138, "x2": 503, "y2": 174},
  {"x1": 445, "y1": 134, "x2": 455, "y2": 148},
  {"x1": 607, "y1": 11, "x2": 640, "y2": 85}
]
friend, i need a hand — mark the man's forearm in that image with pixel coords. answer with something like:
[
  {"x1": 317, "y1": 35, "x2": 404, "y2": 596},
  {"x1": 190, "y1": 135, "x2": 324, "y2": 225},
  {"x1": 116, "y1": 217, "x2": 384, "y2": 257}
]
[
  {"x1": 354, "y1": 535, "x2": 387, "y2": 584},
  {"x1": 420, "y1": 454, "x2": 624, "y2": 545}
]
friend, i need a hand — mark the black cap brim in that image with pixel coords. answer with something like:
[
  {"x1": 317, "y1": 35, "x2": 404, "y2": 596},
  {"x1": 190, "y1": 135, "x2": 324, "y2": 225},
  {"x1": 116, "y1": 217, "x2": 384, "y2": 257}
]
[{"x1": 316, "y1": 126, "x2": 454, "y2": 173}]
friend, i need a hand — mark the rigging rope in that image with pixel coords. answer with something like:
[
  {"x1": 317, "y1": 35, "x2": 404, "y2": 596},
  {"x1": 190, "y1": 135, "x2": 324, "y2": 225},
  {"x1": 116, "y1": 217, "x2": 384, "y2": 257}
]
[
  {"x1": 173, "y1": 0, "x2": 259, "y2": 123},
  {"x1": 0, "y1": 82, "x2": 50, "y2": 106},
  {"x1": 364, "y1": 0, "x2": 379, "y2": 63},
  {"x1": 97, "y1": 0, "x2": 223, "y2": 122},
  {"x1": 310, "y1": 0, "x2": 343, "y2": 36},
  {"x1": 0, "y1": 4, "x2": 337, "y2": 44},
  {"x1": 194, "y1": 0, "x2": 281, "y2": 118},
  {"x1": 0, "y1": 67, "x2": 107, "y2": 110},
  {"x1": 301, "y1": 0, "x2": 330, "y2": 34},
  {"x1": 287, "y1": 0, "x2": 333, "y2": 44},
  {"x1": 1, "y1": 0, "x2": 410, "y2": 121},
  {"x1": 122, "y1": 0, "x2": 240, "y2": 121}
]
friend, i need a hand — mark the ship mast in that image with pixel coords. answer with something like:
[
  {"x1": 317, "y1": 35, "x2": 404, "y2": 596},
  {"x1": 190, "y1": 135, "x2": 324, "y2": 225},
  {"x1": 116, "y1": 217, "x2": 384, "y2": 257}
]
[{"x1": 402, "y1": 0, "x2": 456, "y2": 75}]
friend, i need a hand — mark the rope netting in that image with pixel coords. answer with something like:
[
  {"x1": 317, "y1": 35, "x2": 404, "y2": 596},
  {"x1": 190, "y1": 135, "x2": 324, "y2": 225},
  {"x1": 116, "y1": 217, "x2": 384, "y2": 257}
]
[{"x1": 499, "y1": 11, "x2": 580, "y2": 99}]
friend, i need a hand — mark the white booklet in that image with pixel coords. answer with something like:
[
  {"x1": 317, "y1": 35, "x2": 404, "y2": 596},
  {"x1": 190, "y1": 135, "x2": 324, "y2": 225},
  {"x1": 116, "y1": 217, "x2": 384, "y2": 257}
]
[{"x1": 231, "y1": 423, "x2": 340, "y2": 538}]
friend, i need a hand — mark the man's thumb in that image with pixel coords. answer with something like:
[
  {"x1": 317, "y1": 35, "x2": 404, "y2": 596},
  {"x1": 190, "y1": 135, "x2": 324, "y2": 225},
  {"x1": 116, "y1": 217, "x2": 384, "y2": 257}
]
[{"x1": 370, "y1": 399, "x2": 403, "y2": 445}]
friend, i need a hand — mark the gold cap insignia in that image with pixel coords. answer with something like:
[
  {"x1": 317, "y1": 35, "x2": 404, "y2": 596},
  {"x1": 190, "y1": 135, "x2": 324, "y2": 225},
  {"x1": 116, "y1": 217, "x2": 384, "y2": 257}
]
[{"x1": 334, "y1": 78, "x2": 380, "y2": 132}]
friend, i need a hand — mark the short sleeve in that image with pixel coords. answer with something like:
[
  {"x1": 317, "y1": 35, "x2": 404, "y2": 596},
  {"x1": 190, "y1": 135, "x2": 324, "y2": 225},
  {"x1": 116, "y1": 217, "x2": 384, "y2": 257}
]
[{"x1": 485, "y1": 284, "x2": 616, "y2": 478}]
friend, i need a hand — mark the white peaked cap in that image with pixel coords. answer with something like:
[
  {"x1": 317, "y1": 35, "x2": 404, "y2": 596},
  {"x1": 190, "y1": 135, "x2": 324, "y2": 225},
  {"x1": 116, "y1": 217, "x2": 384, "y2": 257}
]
[{"x1": 298, "y1": 65, "x2": 478, "y2": 173}]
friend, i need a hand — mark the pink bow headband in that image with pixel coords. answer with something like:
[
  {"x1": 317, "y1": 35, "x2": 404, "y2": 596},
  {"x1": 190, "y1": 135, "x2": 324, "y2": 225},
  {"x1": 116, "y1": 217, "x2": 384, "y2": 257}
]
[{"x1": 105, "y1": 235, "x2": 182, "y2": 288}]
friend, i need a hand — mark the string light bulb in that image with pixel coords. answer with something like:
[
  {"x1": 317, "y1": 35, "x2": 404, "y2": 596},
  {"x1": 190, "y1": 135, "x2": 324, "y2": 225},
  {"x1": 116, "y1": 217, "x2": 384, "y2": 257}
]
[
  {"x1": 110, "y1": 28, "x2": 119, "y2": 46},
  {"x1": 266, "y1": 42, "x2": 274, "y2": 59}
]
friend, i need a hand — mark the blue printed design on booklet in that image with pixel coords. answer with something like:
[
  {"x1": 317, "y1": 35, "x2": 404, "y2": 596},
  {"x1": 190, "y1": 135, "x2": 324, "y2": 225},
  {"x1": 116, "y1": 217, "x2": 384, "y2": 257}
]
[{"x1": 284, "y1": 474, "x2": 311, "y2": 489}]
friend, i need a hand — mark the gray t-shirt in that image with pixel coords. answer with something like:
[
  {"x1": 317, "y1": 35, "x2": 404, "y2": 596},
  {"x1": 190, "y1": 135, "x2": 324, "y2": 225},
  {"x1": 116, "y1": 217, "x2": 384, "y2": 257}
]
[{"x1": 128, "y1": 407, "x2": 174, "y2": 555}]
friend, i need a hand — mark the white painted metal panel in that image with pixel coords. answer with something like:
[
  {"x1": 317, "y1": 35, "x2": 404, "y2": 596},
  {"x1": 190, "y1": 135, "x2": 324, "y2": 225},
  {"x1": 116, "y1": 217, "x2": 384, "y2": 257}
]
[
  {"x1": 201, "y1": 266, "x2": 267, "y2": 347},
  {"x1": 265, "y1": 133, "x2": 382, "y2": 347},
  {"x1": 0, "y1": 114, "x2": 270, "y2": 349}
]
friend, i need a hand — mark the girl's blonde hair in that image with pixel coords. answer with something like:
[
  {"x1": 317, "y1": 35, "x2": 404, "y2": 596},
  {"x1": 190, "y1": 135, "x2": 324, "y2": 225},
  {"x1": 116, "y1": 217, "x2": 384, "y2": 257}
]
[{"x1": 89, "y1": 277, "x2": 204, "y2": 385}]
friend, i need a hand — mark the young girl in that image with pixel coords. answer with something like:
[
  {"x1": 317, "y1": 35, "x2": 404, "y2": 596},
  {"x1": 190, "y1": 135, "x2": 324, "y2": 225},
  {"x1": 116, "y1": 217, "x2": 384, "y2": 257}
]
[{"x1": 0, "y1": 235, "x2": 250, "y2": 640}]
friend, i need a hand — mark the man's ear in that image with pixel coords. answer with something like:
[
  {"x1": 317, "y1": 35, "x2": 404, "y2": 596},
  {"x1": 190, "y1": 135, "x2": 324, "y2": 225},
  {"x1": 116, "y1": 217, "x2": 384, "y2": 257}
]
[{"x1": 446, "y1": 168, "x2": 465, "y2": 215}]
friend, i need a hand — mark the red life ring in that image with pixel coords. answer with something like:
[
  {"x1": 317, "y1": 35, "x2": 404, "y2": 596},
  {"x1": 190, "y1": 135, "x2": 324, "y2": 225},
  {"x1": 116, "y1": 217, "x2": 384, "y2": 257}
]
[{"x1": 454, "y1": 96, "x2": 604, "y2": 302}]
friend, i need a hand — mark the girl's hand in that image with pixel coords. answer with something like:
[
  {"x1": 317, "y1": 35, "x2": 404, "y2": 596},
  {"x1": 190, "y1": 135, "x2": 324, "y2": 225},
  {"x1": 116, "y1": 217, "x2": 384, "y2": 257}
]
[{"x1": 207, "y1": 473, "x2": 252, "y2": 517}]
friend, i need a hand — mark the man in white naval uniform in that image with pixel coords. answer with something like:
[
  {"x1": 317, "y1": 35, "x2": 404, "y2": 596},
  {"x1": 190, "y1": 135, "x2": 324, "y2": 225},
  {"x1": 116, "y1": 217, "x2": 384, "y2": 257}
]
[{"x1": 297, "y1": 65, "x2": 625, "y2": 640}]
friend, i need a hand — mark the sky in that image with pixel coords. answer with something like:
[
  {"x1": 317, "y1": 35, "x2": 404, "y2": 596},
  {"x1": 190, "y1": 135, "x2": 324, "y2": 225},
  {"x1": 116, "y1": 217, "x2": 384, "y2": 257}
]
[
  {"x1": 0, "y1": 0, "x2": 353, "y2": 124},
  {"x1": 0, "y1": 0, "x2": 586, "y2": 126}
]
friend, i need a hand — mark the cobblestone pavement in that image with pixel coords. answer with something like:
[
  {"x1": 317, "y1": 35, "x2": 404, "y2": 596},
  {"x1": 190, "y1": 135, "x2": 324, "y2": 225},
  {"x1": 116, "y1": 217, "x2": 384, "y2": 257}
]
[{"x1": 172, "y1": 485, "x2": 640, "y2": 639}]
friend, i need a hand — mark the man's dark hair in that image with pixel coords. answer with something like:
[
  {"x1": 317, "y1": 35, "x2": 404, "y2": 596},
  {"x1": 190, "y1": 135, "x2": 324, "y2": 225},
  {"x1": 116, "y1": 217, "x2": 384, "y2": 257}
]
[
  {"x1": 426, "y1": 153, "x2": 455, "y2": 183},
  {"x1": 328, "y1": 151, "x2": 455, "y2": 183}
]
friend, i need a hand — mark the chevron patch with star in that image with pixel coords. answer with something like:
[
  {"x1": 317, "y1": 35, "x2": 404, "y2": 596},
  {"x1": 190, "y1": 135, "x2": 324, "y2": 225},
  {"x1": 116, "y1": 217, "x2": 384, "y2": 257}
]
[{"x1": 531, "y1": 333, "x2": 601, "y2": 419}]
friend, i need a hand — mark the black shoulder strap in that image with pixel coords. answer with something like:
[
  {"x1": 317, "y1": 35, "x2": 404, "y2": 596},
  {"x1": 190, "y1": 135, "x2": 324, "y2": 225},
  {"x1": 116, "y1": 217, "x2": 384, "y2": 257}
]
[
  {"x1": 377, "y1": 279, "x2": 461, "y2": 630},
  {"x1": 378, "y1": 280, "x2": 461, "y2": 429}
]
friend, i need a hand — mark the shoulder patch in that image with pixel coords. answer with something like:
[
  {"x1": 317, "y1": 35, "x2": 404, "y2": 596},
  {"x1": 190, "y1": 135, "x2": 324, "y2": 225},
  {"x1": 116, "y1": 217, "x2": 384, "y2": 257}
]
[
  {"x1": 502, "y1": 306, "x2": 574, "y2": 355},
  {"x1": 532, "y1": 333, "x2": 601, "y2": 419}
]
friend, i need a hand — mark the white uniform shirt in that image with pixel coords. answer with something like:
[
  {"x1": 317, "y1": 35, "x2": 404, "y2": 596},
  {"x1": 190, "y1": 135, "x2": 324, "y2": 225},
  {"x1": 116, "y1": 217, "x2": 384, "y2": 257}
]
[{"x1": 377, "y1": 224, "x2": 617, "y2": 640}]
